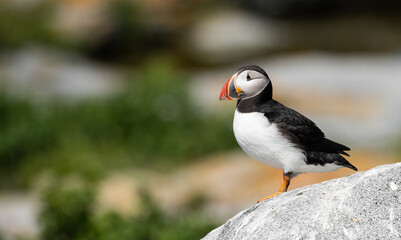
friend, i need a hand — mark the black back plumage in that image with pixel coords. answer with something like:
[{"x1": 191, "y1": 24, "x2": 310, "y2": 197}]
[{"x1": 237, "y1": 83, "x2": 357, "y2": 171}]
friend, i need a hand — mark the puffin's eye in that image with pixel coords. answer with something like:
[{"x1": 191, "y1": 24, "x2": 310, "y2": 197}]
[{"x1": 246, "y1": 73, "x2": 252, "y2": 81}]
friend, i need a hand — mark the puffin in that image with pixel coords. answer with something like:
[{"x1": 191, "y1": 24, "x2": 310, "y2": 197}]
[{"x1": 220, "y1": 65, "x2": 357, "y2": 203}]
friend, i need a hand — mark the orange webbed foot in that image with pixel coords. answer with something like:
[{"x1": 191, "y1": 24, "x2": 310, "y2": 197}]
[{"x1": 257, "y1": 172, "x2": 293, "y2": 203}]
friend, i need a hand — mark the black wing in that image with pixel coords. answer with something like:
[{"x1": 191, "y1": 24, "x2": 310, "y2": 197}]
[{"x1": 262, "y1": 100, "x2": 357, "y2": 170}]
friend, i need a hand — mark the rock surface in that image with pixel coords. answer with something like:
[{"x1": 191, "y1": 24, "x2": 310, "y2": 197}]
[
  {"x1": 203, "y1": 163, "x2": 401, "y2": 240},
  {"x1": 186, "y1": 10, "x2": 285, "y2": 64},
  {"x1": 1, "y1": 46, "x2": 121, "y2": 101}
]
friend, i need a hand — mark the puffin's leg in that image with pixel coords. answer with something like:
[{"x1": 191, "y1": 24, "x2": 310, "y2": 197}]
[{"x1": 257, "y1": 172, "x2": 294, "y2": 203}]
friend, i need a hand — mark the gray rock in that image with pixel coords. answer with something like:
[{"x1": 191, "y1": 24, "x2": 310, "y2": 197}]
[
  {"x1": 0, "y1": 193, "x2": 40, "y2": 240},
  {"x1": 186, "y1": 10, "x2": 286, "y2": 64},
  {"x1": 203, "y1": 163, "x2": 401, "y2": 240},
  {"x1": 0, "y1": 46, "x2": 122, "y2": 102}
]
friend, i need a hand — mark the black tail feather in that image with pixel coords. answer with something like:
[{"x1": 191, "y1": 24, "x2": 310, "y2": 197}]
[
  {"x1": 307, "y1": 151, "x2": 357, "y2": 171},
  {"x1": 322, "y1": 138, "x2": 351, "y2": 153},
  {"x1": 336, "y1": 155, "x2": 358, "y2": 171}
]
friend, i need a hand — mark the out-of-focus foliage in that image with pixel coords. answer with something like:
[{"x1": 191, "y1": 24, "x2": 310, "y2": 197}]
[
  {"x1": 0, "y1": 2, "x2": 230, "y2": 236},
  {"x1": 0, "y1": 1, "x2": 66, "y2": 49},
  {"x1": 0, "y1": 2, "x2": 66, "y2": 50},
  {"x1": 40, "y1": 180, "x2": 216, "y2": 240},
  {"x1": 0, "y1": 0, "x2": 171, "y2": 62},
  {"x1": 40, "y1": 180, "x2": 95, "y2": 240},
  {"x1": 0, "y1": 59, "x2": 236, "y2": 188},
  {"x1": 87, "y1": 0, "x2": 157, "y2": 62}
]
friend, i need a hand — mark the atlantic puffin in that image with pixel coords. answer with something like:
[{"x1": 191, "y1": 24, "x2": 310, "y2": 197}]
[{"x1": 220, "y1": 65, "x2": 357, "y2": 203}]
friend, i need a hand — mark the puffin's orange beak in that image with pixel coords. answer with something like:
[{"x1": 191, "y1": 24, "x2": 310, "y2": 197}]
[{"x1": 220, "y1": 74, "x2": 241, "y2": 100}]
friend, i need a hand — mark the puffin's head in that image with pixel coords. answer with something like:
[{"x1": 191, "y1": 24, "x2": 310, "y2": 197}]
[{"x1": 219, "y1": 65, "x2": 271, "y2": 101}]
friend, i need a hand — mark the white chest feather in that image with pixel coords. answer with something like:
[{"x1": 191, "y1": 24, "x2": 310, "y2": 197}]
[{"x1": 233, "y1": 110, "x2": 308, "y2": 172}]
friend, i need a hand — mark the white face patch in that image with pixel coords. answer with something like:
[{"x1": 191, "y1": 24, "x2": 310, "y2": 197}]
[{"x1": 235, "y1": 70, "x2": 270, "y2": 99}]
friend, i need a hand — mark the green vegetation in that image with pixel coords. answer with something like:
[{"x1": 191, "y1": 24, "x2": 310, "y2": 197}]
[
  {"x1": 0, "y1": 2, "x2": 66, "y2": 51},
  {"x1": 0, "y1": 2, "x2": 231, "y2": 239},
  {"x1": 0, "y1": 0, "x2": 167, "y2": 62},
  {"x1": 0, "y1": 59, "x2": 230, "y2": 239},
  {"x1": 0, "y1": 59, "x2": 236, "y2": 187},
  {"x1": 40, "y1": 179, "x2": 217, "y2": 240}
]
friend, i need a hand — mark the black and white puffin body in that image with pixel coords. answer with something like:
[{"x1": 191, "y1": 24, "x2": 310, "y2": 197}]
[{"x1": 220, "y1": 65, "x2": 357, "y2": 202}]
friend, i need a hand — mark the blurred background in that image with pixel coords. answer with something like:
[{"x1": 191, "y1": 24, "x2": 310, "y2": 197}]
[{"x1": 1, "y1": 0, "x2": 401, "y2": 239}]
